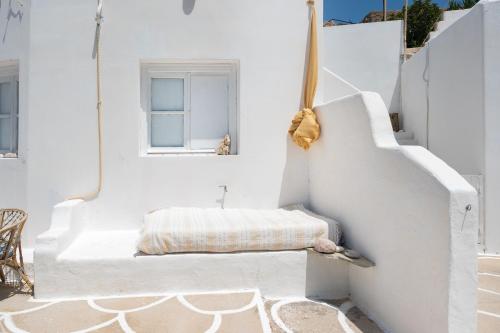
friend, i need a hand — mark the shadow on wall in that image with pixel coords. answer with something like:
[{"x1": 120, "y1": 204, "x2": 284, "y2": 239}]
[
  {"x1": 183, "y1": 0, "x2": 196, "y2": 15},
  {"x1": 278, "y1": 136, "x2": 309, "y2": 207},
  {"x1": 278, "y1": 3, "x2": 315, "y2": 207},
  {"x1": 390, "y1": 70, "x2": 402, "y2": 121},
  {"x1": 1, "y1": 0, "x2": 24, "y2": 43}
]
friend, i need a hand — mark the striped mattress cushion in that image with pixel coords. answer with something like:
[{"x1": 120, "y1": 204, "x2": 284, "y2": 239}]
[{"x1": 137, "y1": 207, "x2": 329, "y2": 255}]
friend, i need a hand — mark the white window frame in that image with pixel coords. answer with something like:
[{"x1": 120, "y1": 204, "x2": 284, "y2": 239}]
[
  {"x1": 0, "y1": 65, "x2": 19, "y2": 155},
  {"x1": 141, "y1": 61, "x2": 238, "y2": 155}
]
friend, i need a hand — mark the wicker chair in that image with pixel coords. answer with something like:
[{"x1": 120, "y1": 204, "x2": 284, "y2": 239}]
[{"x1": 0, "y1": 209, "x2": 32, "y2": 289}]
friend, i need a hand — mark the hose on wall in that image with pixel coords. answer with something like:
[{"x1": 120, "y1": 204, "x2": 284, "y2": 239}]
[
  {"x1": 423, "y1": 43, "x2": 431, "y2": 149},
  {"x1": 67, "y1": 0, "x2": 104, "y2": 201}
]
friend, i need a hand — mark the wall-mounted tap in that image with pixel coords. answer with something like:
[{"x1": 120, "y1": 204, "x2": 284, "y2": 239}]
[{"x1": 217, "y1": 185, "x2": 228, "y2": 209}]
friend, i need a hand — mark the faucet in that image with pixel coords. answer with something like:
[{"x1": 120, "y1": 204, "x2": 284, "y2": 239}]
[{"x1": 217, "y1": 185, "x2": 228, "y2": 209}]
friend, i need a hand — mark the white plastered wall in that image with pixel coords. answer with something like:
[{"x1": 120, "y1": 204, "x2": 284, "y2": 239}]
[
  {"x1": 483, "y1": 0, "x2": 500, "y2": 254},
  {"x1": 0, "y1": 0, "x2": 29, "y2": 213},
  {"x1": 324, "y1": 20, "x2": 403, "y2": 114},
  {"x1": 309, "y1": 92, "x2": 478, "y2": 333},
  {"x1": 21, "y1": 0, "x2": 322, "y2": 246},
  {"x1": 402, "y1": 0, "x2": 500, "y2": 254}
]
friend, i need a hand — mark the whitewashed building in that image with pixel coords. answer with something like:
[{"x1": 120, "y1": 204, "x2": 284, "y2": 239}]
[
  {"x1": 324, "y1": 1, "x2": 500, "y2": 256},
  {"x1": 0, "y1": 1, "x2": 480, "y2": 332}
]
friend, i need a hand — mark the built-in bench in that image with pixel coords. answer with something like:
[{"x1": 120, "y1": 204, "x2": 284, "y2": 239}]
[{"x1": 34, "y1": 200, "x2": 371, "y2": 300}]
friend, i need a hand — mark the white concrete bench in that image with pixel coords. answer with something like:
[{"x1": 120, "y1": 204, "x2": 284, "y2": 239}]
[{"x1": 34, "y1": 200, "x2": 352, "y2": 300}]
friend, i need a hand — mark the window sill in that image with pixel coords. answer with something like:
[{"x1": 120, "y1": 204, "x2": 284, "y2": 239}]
[
  {"x1": 0, "y1": 155, "x2": 23, "y2": 165},
  {"x1": 142, "y1": 149, "x2": 237, "y2": 157},
  {"x1": 0, "y1": 153, "x2": 18, "y2": 159}
]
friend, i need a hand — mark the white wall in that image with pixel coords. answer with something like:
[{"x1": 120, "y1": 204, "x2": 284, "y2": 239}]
[
  {"x1": 309, "y1": 92, "x2": 478, "y2": 333},
  {"x1": 20, "y1": 0, "x2": 322, "y2": 246},
  {"x1": 401, "y1": 48, "x2": 428, "y2": 146},
  {"x1": 483, "y1": 0, "x2": 500, "y2": 254},
  {"x1": 0, "y1": 0, "x2": 29, "y2": 211},
  {"x1": 431, "y1": 9, "x2": 471, "y2": 39},
  {"x1": 322, "y1": 67, "x2": 360, "y2": 102},
  {"x1": 402, "y1": 0, "x2": 500, "y2": 253},
  {"x1": 427, "y1": 7, "x2": 483, "y2": 175},
  {"x1": 324, "y1": 20, "x2": 403, "y2": 114}
]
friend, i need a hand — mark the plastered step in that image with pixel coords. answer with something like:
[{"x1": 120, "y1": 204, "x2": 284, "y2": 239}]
[
  {"x1": 394, "y1": 131, "x2": 414, "y2": 140},
  {"x1": 397, "y1": 139, "x2": 418, "y2": 146}
]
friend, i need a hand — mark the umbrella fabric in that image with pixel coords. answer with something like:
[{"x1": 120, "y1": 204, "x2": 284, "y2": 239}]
[{"x1": 288, "y1": 0, "x2": 320, "y2": 150}]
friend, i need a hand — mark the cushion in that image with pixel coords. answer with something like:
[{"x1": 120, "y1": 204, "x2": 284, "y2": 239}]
[
  {"x1": 283, "y1": 204, "x2": 343, "y2": 245},
  {"x1": 138, "y1": 207, "x2": 329, "y2": 255},
  {"x1": 314, "y1": 238, "x2": 338, "y2": 254}
]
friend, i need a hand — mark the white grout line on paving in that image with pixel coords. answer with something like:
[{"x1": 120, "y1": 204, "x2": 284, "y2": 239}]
[
  {"x1": 270, "y1": 298, "x2": 354, "y2": 333},
  {"x1": 479, "y1": 310, "x2": 500, "y2": 319},
  {"x1": 87, "y1": 295, "x2": 174, "y2": 314},
  {"x1": 479, "y1": 288, "x2": 500, "y2": 296},
  {"x1": 0, "y1": 291, "x2": 269, "y2": 333},
  {"x1": 479, "y1": 272, "x2": 500, "y2": 278},
  {"x1": 478, "y1": 256, "x2": 500, "y2": 260},
  {"x1": 338, "y1": 301, "x2": 356, "y2": 333}
]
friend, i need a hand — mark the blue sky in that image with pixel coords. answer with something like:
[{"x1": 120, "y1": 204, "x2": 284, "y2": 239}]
[{"x1": 324, "y1": 0, "x2": 450, "y2": 23}]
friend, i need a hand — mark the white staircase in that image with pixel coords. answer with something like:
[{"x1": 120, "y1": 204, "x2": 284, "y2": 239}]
[{"x1": 395, "y1": 131, "x2": 418, "y2": 145}]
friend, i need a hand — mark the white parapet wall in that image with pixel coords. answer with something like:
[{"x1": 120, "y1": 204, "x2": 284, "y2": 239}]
[
  {"x1": 324, "y1": 20, "x2": 403, "y2": 114},
  {"x1": 430, "y1": 9, "x2": 472, "y2": 39},
  {"x1": 309, "y1": 92, "x2": 478, "y2": 333},
  {"x1": 322, "y1": 67, "x2": 360, "y2": 102},
  {"x1": 402, "y1": 0, "x2": 500, "y2": 254}
]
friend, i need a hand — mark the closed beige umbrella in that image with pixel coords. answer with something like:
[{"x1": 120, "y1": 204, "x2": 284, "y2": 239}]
[{"x1": 288, "y1": 0, "x2": 320, "y2": 150}]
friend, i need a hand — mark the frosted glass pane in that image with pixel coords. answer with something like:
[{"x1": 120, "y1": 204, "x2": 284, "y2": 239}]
[
  {"x1": 0, "y1": 82, "x2": 10, "y2": 114},
  {"x1": 190, "y1": 75, "x2": 229, "y2": 150},
  {"x1": 0, "y1": 118, "x2": 11, "y2": 150},
  {"x1": 151, "y1": 114, "x2": 184, "y2": 147},
  {"x1": 151, "y1": 78, "x2": 184, "y2": 111}
]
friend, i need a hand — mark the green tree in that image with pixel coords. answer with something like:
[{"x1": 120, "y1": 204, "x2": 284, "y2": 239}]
[
  {"x1": 449, "y1": 0, "x2": 462, "y2": 10},
  {"x1": 391, "y1": 0, "x2": 441, "y2": 48},
  {"x1": 407, "y1": 0, "x2": 441, "y2": 47},
  {"x1": 448, "y1": 0, "x2": 479, "y2": 9}
]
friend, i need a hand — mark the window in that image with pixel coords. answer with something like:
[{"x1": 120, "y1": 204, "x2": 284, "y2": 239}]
[
  {"x1": 142, "y1": 62, "x2": 238, "y2": 154},
  {"x1": 0, "y1": 65, "x2": 18, "y2": 156}
]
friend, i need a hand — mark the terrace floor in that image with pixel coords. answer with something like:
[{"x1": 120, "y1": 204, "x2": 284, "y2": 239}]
[
  {"x1": 0, "y1": 288, "x2": 382, "y2": 333},
  {"x1": 478, "y1": 256, "x2": 500, "y2": 333},
  {"x1": 0, "y1": 255, "x2": 496, "y2": 332}
]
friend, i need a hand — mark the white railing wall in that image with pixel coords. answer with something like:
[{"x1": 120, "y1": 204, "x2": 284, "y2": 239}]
[
  {"x1": 324, "y1": 21, "x2": 403, "y2": 114},
  {"x1": 401, "y1": 0, "x2": 500, "y2": 254},
  {"x1": 309, "y1": 92, "x2": 478, "y2": 333},
  {"x1": 322, "y1": 67, "x2": 360, "y2": 102}
]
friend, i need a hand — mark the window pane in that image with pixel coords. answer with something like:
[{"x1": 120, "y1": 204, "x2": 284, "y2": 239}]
[
  {"x1": 0, "y1": 82, "x2": 10, "y2": 114},
  {"x1": 151, "y1": 114, "x2": 184, "y2": 147},
  {"x1": 151, "y1": 78, "x2": 184, "y2": 111},
  {"x1": 190, "y1": 75, "x2": 229, "y2": 150},
  {"x1": 0, "y1": 118, "x2": 11, "y2": 150}
]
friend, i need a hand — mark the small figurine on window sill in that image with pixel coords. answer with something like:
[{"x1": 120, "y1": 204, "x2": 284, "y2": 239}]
[{"x1": 216, "y1": 134, "x2": 231, "y2": 155}]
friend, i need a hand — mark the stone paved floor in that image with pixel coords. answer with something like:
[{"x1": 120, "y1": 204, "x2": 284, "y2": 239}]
[
  {"x1": 0, "y1": 256, "x2": 497, "y2": 332},
  {"x1": 478, "y1": 256, "x2": 500, "y2": 333},
  {"x1": 0, "y1": 285, "x2": 382, "y2": 333}
]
